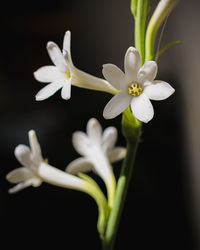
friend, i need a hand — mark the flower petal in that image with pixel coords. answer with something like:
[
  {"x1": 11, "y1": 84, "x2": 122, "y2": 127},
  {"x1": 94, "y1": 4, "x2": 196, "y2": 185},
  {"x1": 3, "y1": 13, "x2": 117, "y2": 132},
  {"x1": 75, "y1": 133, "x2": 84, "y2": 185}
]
[
  {"x1": 28, "y1": 130, "x2": 43, "y2": 165},
  {"x1": 34, "y1": 66, "x2": 65, "y2": 83},
  {"x1": 14, "y1": 145, "x2": 32, "y2": 167},
  {"x1": 61, "y1": 79, "x2": 71, "y2": 100},
  {"x1": 107, "y1": 147, "x2": 126, "y2": 163},
  {"x1": 124, "y1": 47, "x2": 141, "y2": 82},
  {"x1": 6, "y1": 167, "x2": 34, "y2": 183},
  {"x1": 8, "y1": 178, "x2": 42, "y2": 194},
  {"x1": 47, "y1": 41, "x2": 68, "y2": 72},
  {"x1": 65, "y1": 157, "x2": 94, "y2": 175},
  {"x1": 103, "y1": 91, "x2": 132, "y2": 119},
  {"x1": 35, "y1": 80, "x2": 65, "y2": 101},
  {"x1": 137, "y1": 61, "x2": 158, "y2": 83},
  {"x1": 72, "y1": 131, "x2": 92, "y2": 156},
  {"x1": 102, "y1": 127, "x2": 117, "y2": 153},
  {"x1": 130, "y1": 94, "x2": 154, "y2": 123},
  {"x1": 63, "y1": 30, "x2": 71, "y2": 56},
  {"x1": 86, "y1": 118, "x2": 102, "y2": 146},
  {"x1": 143, "y1": 80, "x2": 175, "y2": 100},
  {"x1": 102, "y1": 64, "x2": 127, "y2": 90}
]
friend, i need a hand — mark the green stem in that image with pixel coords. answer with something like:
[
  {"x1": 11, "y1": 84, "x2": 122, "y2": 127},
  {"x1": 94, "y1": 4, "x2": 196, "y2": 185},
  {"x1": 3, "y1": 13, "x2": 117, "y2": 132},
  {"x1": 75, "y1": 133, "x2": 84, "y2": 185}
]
[
  {"x1": 134, "y1": 0, "x2": 149, "y2": 64},
  {"x1": 102, "y1": 108, "x2": 142, "y2": 250}
]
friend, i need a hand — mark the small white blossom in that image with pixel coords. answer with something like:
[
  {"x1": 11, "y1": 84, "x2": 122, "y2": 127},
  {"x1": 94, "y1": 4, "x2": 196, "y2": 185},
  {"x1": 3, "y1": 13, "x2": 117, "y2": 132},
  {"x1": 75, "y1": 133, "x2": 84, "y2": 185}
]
[
  {"x1": 34, "y1": 31, "x2": 117, "y2": 101},
  {"x1": 6, "y1": 130, "x2": 93, "y2": 193},
  {"x1": 103, "y1": 47, "x2": 175, "y2": 123},
  {"x1": 66, "y1": 118, "x2": 126, "y2": 207}
]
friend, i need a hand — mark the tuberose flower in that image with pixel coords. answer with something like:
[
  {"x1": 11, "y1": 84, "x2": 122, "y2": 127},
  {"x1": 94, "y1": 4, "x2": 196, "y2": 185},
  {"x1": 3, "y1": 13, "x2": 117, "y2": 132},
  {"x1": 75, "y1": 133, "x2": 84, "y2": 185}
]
[
  {"x1": 6, "y1": 130, "x2": 109, "y2": 236},
  {"x1": 66, "y1": 118, "x2": 126, "y2": 207},
  {"x1": 102, "y1": 47, "x2": 175, "y2": 123},
  {"x1": 6, "y1": 130, "x2": 98, "y2": 194},
  {"x1": 34, "y1": 31, "x2": 117, "y2": 101}
]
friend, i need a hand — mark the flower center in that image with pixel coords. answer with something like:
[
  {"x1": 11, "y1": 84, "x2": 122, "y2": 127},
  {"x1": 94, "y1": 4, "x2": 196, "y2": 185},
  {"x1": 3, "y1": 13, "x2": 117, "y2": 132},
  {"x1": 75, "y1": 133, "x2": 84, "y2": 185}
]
[
  {"x1": 66, "y1": 69, "x2": 71, "y2": 79},
  {"x1": 128, "y1": 83, "x2": 143, "y2": 97}
]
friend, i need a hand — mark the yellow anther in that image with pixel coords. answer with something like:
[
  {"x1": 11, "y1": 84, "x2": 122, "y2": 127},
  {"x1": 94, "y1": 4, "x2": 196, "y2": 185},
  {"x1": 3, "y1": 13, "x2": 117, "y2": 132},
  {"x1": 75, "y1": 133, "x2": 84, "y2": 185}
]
[
  {"x1": 128, "y1": 83, "x2": 143, "y2": 96},
  {"x1": 66, "y1": 69, "x2": 71, "y2": 79}
]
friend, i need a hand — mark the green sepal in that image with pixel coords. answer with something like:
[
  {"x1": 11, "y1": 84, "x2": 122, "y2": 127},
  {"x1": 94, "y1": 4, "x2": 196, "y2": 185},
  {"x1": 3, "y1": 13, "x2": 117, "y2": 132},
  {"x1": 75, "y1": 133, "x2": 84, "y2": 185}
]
[
  {"x1": 155, "y1": 40, "x2": 181, "y2": 61},
  {"x1": 122, "y1": 107, "x2": 142, "y2": 143}
]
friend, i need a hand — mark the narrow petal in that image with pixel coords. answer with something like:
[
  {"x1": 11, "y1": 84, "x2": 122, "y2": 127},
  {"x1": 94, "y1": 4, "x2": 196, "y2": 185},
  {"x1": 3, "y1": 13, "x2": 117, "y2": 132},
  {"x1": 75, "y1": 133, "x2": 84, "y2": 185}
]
[
  {"x1": 35, "y1": 80, "x2": 65, "y2": 101},
  {"x1": 103, "y1": 91, "x2": 132, "y2": 119},
  {"x1": 71, "y1": 67, "x2": 118, "y2": 95},
  {"x1": 61, "y1": 79, "x2": 71, "y2": 100},
  {"x1": 124, "y1": 47, "x2": 141, "y2": 82},
  {"x1": 86, "y1": 118, "x2": 102, "y2": 146},
  {"x1": 14, "y1": 145, "x2": 32, "y2": 167},
  {"x1": 107, "y1": 147, "x2": 126, "y2": 163},
  {"x1": 102, "y1": 64, "x2": 127, "y2": 90},
  {"x1": 102, "y1": 127, "x2": 117, "y2": 153},
  {"x1": 8, "y1": 181, "x2": 32, "y2": 193},
  {"x1": 47, "y1": 42, "x2": 68, "y2": 72},
  {"x1": 8, "y1": 178, "x2": 41, "y2": 194},
  {"x1": 143, "y1": 80, "x2": 175, "y2": 100},
  {"x1": 63, "y1": 31, "x2": 71, "y2": 56},
  {"x1": 72, "y1": 132, "x2": 92, "y2": 156},
  {"x1": 130, "y1": 94, "x2": 154, "y2": 123},
  {"x1": 6, "y1": 167, "x2": 34, "y2": 183},
  {"x1": 28, "y1": 130, "x2": 43, "y2": 165},
  {"x1": 65, "y1": 157, "x2": 94, "y2": 175},
  {"x1": 137, "y1": 61, "x2": 158, "y2": 83},
  {"x1": 34, "y1": 66, "x2": 64, "y2": 83}
]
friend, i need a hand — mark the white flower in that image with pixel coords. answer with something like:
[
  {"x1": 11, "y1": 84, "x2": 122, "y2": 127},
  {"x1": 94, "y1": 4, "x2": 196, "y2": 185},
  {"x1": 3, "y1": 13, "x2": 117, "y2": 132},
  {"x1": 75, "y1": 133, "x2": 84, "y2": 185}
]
[
  {"x1": 66, "y1": 118, "x2": 126, "y2": 207},
  {"x1": 102, "y1": 47, "x2": 175, "y2": 123},
  {"x1": 6, "y1": 130, "x2": 95, "y2": 194},
  {"x1": 34, "y1": 31, "x2": 117, "y2": 101}
]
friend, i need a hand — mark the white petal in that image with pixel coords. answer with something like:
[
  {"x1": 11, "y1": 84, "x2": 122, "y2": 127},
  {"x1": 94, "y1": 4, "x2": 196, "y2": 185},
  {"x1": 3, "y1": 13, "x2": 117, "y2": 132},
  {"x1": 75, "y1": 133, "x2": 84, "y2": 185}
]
[
  {"x1": 130, "y1": 94, "x2": 154, "y2": 123},
  {"x1": 34, "y1": 66, "x2": 65, "y2": 83},
  {"x1": 143, "y1": 80, "x2": 175, "y2": 100},
  {"x1": 107, "y1": 147, "x2": 126, "y2": 163},
  {"x1": 72, "y1": 132, "x2": 92, "y2": 156},
  {"x1": 28, "y1": 130, "x2": 43, "y2": 165},
  {"x1": 8, "y1": 182, "x2": 31, "y2": 193},
  {"x1": 86, "y1": 118, "x2": 102, "y2": 146},
  {"x1": 70, "y1": 67, "x2": 118, "y2": 95},
  {"x1": 102, "y1": 127, "x2": 117, "y2": 153},
  {"x1": 124, "y1": 47, "x2": 141, "y2": 82},
  {"x1": 47, "y1": 42, "x2": 68, "y2": 72},
  {"x1": 8, "y1": 178, "x2": 42, "y2": 193},
  {"x1": 14, "y1": 145, "x2": 32, "y2": 167},
  {"x1": 65, "y1": 157, "x2": 94, "y2": 174},
  {"x1": 103, "y1": 91, "x2": 132, "y2": 119},
  {"x1": 102, "y1": 64, "x2": 127, "y2": 90},
  {"x1": 6, "y1": 167, "x2": 34, "y2": 183},
  {"x1": 63, "y1": 31, "x2": 71, "y2": 56},
  {"x1": 137, "y1": 61, "x2": 158, "y2": 83},
  {"x1": 35, "y1": 80, "x2": 65, "y2": 101},
  {"x1": 61, "y1": 79, "x2": 71, "y2": 100}
]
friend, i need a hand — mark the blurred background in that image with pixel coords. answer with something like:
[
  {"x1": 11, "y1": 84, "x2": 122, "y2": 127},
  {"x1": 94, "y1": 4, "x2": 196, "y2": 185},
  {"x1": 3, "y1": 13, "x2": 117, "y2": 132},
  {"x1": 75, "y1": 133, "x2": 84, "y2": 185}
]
[{"x1": 0, "y1": 0, "x2": 199, "y2": 249}]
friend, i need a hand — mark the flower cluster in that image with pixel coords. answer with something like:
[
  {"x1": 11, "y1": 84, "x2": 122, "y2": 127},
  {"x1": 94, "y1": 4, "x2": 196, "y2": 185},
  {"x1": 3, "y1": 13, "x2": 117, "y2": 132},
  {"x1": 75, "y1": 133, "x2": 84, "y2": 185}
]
[
  {"x1": 34, "y1": 31, "x2": 174, "y2": 123},
  {"x1": 7, "y1": 9, "x2": 176, "y2": 239}
]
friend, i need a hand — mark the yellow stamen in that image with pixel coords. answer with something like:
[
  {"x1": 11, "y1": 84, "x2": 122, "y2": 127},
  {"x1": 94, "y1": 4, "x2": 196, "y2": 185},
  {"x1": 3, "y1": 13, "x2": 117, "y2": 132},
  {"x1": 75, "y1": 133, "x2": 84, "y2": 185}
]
[
  {"x1": 128, "y1": 83, "x2": 143, "y2": 96},
  {"x1": 66, "y1": 69, "x2": 71, "y2": 79}
]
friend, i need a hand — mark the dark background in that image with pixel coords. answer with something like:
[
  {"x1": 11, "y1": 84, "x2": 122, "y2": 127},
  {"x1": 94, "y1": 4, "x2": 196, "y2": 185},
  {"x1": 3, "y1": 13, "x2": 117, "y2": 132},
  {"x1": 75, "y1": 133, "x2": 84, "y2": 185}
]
[{"x1": 0, "y1": 0, "x2": 199, "y2": 249}]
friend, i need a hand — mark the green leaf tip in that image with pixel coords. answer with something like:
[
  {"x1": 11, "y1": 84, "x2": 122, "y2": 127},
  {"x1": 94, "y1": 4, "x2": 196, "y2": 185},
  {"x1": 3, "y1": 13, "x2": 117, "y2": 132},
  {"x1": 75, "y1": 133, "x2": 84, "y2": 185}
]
[{"x1": 155, "y1": 40, "x2": 181, "y2": 61}]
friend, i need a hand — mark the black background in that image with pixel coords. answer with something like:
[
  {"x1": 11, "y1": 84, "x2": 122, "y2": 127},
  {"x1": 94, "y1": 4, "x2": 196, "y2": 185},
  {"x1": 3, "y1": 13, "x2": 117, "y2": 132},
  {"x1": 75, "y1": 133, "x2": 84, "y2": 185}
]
[{"x1": 0, "y1": 0, "x2": 197, "y2": 249}]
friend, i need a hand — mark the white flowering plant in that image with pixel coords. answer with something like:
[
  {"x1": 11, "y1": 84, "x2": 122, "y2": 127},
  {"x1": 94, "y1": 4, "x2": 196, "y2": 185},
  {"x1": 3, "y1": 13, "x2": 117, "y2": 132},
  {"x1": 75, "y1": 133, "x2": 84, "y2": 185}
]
[{"x1": 6, "y1": 0, "x2": 180, "y2": 249}]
